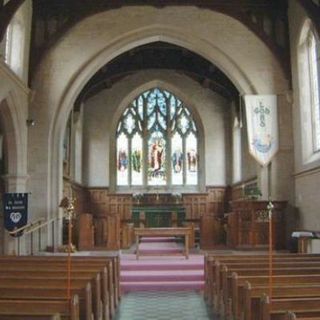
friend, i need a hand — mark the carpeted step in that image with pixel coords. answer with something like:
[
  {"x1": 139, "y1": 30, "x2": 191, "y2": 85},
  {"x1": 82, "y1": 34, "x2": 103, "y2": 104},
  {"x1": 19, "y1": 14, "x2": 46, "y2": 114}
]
[
  {"x1": 137, "y1": 249, "x2": 183, "y2": 255},
  {"x1": 140, "y1": 237, "x2": 177, "y2": 243},
  {"x1": 121, "y1": 261, "x2": 204, "y2": 271},
  {"x1": 121, "y1": 270, "x2": 204, "y2": 282},
  {"x1": 121, "y1": 280, "x2": 204, "y2": 293}
]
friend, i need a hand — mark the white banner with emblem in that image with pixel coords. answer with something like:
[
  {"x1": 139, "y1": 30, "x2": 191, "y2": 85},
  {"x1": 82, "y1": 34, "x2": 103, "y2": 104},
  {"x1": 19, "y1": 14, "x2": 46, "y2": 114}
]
[{"x1": 244, "y1": 95, "x2": 279, "y2": 166}]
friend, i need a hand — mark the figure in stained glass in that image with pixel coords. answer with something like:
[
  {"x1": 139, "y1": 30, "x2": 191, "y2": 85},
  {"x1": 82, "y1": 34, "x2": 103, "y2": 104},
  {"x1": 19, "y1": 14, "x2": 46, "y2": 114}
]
[
  {"x1": 187, "y1": 149, "x2": 197, "y2": 172},
  {"x1": 131, "y1": 150, "x2": 141, "y2": 172},
  {"x1": 172, "y1": 149, "x2": 183, "y2": 173},
  {"x1": 118, "y1": 149, "x2": 128, "y2": 171},
  {"x1": 150, "y1": 140, "x2": 164, "y2": 172}
]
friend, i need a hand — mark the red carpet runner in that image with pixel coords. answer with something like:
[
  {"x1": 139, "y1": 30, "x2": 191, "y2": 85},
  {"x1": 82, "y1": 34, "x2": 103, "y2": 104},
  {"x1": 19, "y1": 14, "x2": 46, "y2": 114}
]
[{"x1": 120, "y1": 237, "x2": 204, "y2": 293}]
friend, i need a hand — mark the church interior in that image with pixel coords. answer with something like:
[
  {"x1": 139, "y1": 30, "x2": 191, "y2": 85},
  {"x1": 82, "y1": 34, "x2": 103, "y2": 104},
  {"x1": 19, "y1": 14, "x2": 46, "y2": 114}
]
[{"x1": 0, "y1": 0, "x2": 320, "y2": 319}]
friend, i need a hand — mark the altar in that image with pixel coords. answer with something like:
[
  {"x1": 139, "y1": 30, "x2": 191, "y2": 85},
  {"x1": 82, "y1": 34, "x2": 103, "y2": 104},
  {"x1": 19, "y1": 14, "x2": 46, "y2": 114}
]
[{"x1": 132, "y1": 206, "x2": 186, "y2": 228}]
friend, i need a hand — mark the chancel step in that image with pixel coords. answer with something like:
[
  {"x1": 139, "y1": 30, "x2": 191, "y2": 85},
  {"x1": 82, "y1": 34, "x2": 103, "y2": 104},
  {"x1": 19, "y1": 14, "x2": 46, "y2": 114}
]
[
  {"x1": 121, "y1": 280, "x2": 204, "y2": 292},
  {"x1": 121, "y1": 270, "x2": 204, "y2": 282}
]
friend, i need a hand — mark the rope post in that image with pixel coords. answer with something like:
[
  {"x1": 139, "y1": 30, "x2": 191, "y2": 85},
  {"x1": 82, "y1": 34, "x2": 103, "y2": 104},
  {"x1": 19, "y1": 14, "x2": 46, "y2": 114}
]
[
  {"x1": 59, "y1": 197, "x2": 75, "y2": 304},
  {"x1": 267, "y1": 200, "x2": 274, "y2": 302}
]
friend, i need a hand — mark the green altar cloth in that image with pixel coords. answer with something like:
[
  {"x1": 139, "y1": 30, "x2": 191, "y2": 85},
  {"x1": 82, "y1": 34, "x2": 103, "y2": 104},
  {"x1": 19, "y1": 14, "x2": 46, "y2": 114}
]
[{"x1": 132, "y1": 206, "x2": 186, "y2": 228}]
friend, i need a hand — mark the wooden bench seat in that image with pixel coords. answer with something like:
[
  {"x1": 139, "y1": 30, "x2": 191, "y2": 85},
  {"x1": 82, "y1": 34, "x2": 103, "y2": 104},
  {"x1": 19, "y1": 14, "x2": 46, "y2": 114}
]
[
  {"x1": 211, "y1": 259, "x2": 320, "y2": 301},
  {"x1": 216, "y1": 265, "x2": 320, "y2": 315},
  {"x1": 261, "y1": 295, "x2": 320, "y2": 320},
  {"x1": 0, "y1": 255, "x2": 120, "y2": 309},
  {"x1": 209, "y1": 259, "x2": 320, "y2": 310},
  {"x1": 230, "y1": 274, "x2": 320, "y2": 320},
  {"x1": 285, "y1": 311, "x2": 320, "y2": 320},
  {"x1": 205, "y1": 254, "x2": 320, "y2": 304},
  {"x1": 243, "y1": 282, "x2": 320, "y2": 320},
  {"x1": 0, "y1": 270, "x2": 103, "y2": 320},
  {"x1": 0, "y1": 314, "x2": 61, "y2": 320},
  {"x1": 0, "y1": 257, "x2": 117, "y2": 320},
  {"x1": 205, "y1": 254, "x2": 320, "y2": 320},
  {"x1": 0, "y1": 278, "x2": 92, "y2": 320},
  {"x1": 0, "y1": 295, "x2": 79, "y2": 320}
]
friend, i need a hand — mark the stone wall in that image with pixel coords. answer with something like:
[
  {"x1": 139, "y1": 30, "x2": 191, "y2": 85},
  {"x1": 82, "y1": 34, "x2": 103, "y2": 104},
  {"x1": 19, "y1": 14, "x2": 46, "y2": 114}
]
[
  {"x1": 82, "y1": 70, "x2": 230, "y2": 188},
  {"x1": 289, "y1": 0, "x2": 320, "y2": 229}
]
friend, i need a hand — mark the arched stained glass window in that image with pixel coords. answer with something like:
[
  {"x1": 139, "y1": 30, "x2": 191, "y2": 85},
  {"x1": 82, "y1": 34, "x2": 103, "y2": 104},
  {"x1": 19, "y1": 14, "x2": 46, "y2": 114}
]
[{"x1": 116, "y1": 88, "x2": 199, "y2": 188}]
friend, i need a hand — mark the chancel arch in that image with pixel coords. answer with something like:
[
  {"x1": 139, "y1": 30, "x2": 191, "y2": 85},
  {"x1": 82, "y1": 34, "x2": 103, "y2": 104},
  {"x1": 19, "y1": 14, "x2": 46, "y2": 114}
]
[{"x1": 28, "y1": 6, "x2": 291, "y2": 246}]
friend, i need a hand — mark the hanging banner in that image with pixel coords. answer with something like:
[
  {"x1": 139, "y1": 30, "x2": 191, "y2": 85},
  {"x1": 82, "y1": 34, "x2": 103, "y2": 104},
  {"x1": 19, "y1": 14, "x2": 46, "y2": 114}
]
[
  {"x1": 244, "y1": 95, "x2": 279, "y2": 166},
  {"x1": 3, "y1": 193, "x2": 28, "y2": 237}
]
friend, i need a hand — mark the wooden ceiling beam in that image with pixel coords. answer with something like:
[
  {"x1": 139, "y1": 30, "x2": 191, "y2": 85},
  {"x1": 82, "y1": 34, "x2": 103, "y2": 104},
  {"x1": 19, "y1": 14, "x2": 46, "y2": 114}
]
[{"x1": 297, "y1": 0, "x2": 320, "y2": 35}]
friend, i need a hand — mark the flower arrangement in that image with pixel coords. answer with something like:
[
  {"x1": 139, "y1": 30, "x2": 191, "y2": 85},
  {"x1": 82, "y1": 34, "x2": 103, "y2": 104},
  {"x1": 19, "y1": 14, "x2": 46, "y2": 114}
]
[
  {"x1": 133, "y1": 192, "x2": 144, "y2": 204},
  {"x1": 244, "y1": 185, "x2": 262, "y2": 200},
  {"x1": 172, "y1": 192, "x2": 182, "y2": 203}
]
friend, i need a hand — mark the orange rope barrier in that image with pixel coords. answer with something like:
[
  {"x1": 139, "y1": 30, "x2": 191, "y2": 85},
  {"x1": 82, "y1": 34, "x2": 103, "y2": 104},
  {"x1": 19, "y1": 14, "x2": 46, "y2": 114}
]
[
  {"x1": 268, "y1": 204, "x2": 273, "y2": 302},
  {"x1": 67, "y1": 217, "x2": 72, "y2": 300}
]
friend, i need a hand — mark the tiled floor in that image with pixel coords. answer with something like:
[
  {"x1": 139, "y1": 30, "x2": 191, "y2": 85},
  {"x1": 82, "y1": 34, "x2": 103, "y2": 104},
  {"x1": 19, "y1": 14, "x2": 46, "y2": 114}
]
[{"x1": 114, "y1": 291, "x2": 213, "y2": 320}]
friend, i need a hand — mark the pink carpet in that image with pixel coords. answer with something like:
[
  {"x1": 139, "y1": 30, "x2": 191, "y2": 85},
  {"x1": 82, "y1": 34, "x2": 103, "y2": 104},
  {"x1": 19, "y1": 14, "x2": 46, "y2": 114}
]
[{"x1": 120, "y1": 237, "x2": 204, "y2": 293}]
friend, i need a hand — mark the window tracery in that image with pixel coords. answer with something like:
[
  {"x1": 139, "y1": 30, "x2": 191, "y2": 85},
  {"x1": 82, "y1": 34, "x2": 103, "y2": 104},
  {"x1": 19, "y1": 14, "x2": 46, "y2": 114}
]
[{"x1": 116, "y1": 88, "x2": 199, "y2": 188}]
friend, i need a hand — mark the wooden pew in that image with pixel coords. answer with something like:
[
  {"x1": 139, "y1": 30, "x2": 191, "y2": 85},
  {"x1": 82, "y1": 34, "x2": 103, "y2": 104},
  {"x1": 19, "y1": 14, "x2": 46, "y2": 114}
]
[
  {"x1": 0, "y1": 295, "x2": 79, "y2": 320},
  {"x1": 231, "y1": 275, "x2": 320, "y2": 320},
  {"x1": 0, "y1": 270, "x2": 102, "y2": 320},
  {"x1": 0, "y1": 257, "x2": 115, "y2": 320},
  {"x1": 0, "y1": 278, "x2": 94, "y2": 320},
  {"x1": 205, "y1": 254, "x2": 320, "y2": 320},
  {"x1": 205, "y1": 254, "x2": 320, "y2": 305},
  {"x1": 212, "y1": 257, "x2": 320, "y2": 302},
  {"x1": 0, "y1": 255, "x2": 120, "y2": 313},
  {"x1": 0, "y1": 314, "x2": 61, "y2": 320},
  {"x1": 243, "y1": 282, "x2": 320, "y2": 320},
  {"x1": 0, "y1": 264, "x2": 109, "y2": 312},
  {"x1": 285, "y1": 311, "x2": 320, "y2": 320},
  {"x1": 216, "y1": 264, "x2": 320, "y2": 316},
  {"x1": 204, "y1": 253, "x2": 320, "y2": 303},
  {"x1": 260, "y1": 295, "x2": 320, "y2": 320},
  {"x1": 211, "y1": 260, "x2": 320, "y2": 311}
]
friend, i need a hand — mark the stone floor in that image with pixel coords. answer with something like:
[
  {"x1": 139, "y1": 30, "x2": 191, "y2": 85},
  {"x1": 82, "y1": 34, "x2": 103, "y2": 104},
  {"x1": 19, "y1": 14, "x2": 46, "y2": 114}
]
[{"x1": 114, "y1": 291, "x2": 214, "y2": 320}]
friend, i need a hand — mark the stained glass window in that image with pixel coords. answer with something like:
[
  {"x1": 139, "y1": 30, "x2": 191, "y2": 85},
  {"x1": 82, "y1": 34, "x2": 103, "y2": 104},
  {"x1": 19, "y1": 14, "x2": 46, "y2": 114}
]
[{"x1": 116, "y1": 88, "x2": 199, "y2": 188}]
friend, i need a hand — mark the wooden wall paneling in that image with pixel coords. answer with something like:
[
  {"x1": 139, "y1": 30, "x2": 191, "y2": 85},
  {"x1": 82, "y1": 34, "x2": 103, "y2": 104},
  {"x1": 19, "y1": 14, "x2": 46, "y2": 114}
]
[
  {"x1": 78, "y1": 213, "x2": 94, "y2": 250},
  {"x1": 93, "y1": 216, "x2": 107, "y2": 246},
  {"x1": 228, "y1": 200, "x2": 287, "y2": 250},
  {"x1": 105, "y1": 214, "x2": 120, "y2": 250},
  {"x1": 200, "y1": 213, "x2": 225, "y2": 249}
]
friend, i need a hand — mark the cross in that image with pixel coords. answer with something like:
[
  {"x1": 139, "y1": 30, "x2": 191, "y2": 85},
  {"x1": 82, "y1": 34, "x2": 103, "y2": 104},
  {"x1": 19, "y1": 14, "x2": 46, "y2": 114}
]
[{"x1": 254, "y1": 101, "x2": 270, "y2": 127}]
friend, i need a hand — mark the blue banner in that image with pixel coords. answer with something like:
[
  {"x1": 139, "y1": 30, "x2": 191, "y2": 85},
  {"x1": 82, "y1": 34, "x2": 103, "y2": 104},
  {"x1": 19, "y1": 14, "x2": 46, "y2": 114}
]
[{"x1": 3, "y1": 193, "x2": 28, "y2": 237}]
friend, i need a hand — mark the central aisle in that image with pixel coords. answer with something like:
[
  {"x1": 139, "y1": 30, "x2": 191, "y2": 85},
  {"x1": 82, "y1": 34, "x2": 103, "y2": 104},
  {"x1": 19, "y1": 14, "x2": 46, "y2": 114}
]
[
  {"x1": 115, "y1": 237, "x2": 213, "y2": 319},
  {"x1": 114, "y1": 291, "x2": 212, "y2": 320}
]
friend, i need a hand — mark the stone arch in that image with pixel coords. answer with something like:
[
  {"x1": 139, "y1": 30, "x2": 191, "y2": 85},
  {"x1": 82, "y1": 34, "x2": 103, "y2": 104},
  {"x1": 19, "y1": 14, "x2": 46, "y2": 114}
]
[
  {"x1": 108, "y1": 78, "x2": 207, "y2": 192},
  {"x1": 47, "y1": 27, "x2": 259, "y2": 236},
  {"x1": 29, "y1": 7, "x2": 290, "y2": 244},
  {"x1": 0, "y1": 91, "x2": 27, "y2": 185},
  {"x1": 0, "y1": 90, "x2": 28, "y2": 254}
]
